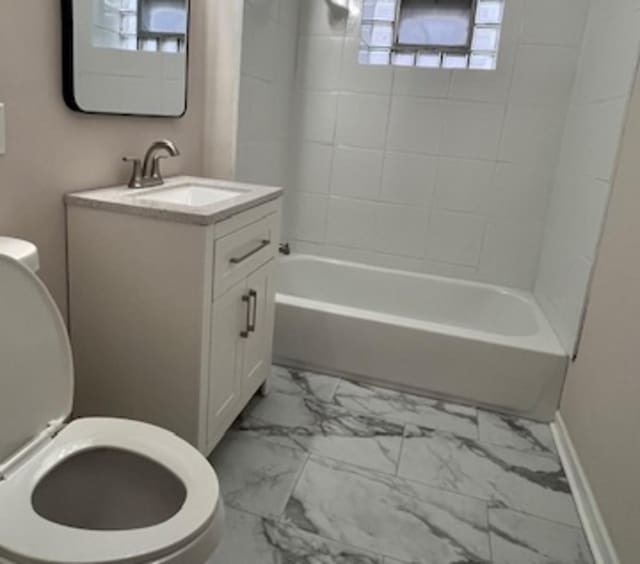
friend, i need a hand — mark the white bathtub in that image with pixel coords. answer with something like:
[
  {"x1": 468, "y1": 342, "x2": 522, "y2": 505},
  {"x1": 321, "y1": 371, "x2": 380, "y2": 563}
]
[{"x1": 273, "y1": 255, "x2": 568, "y2": 422}]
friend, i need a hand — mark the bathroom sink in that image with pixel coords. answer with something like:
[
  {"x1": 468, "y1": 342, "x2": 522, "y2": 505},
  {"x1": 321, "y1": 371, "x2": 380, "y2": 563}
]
[
  {"x1": 132, "y1": 184, "x2": 245, "y2": 208},
  {"x1": 66, "y1": 175, "x2": 284, "y2": 225}
]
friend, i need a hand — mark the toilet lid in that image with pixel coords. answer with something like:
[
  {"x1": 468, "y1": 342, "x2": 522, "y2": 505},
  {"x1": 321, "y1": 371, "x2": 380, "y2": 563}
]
[{"x1": 0, "y1": 255, "x2": 73, "y2": 464}]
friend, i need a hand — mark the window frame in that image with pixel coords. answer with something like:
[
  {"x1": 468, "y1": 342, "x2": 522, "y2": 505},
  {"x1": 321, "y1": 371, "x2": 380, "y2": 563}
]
[{"x1": 393, "y1": 0, "x2": 479, "y2": 53}]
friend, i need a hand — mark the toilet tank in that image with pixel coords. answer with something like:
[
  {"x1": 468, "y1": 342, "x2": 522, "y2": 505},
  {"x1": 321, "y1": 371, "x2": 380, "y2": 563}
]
[{"x1": 0, "y1": 237, "x2": 40, "y2": 272}]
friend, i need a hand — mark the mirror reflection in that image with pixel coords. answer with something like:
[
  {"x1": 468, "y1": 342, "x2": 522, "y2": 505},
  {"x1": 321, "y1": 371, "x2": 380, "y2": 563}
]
[
  {"x1": 63, "y1": 0, "x2": 189, "y2": 117},
  {"x1": 92, "y1": 0, "x2": 188, "y2": 54}
]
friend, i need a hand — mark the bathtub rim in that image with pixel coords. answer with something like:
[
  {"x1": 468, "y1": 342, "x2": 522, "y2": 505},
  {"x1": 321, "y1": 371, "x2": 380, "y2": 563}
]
[{"x1": 276, "y1": 254, "x2": 567, "y2": 358}]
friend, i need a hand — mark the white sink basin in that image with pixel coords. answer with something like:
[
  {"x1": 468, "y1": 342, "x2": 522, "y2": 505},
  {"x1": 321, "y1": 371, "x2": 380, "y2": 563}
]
[{"x1": 133, "y1": 184, "x2": 244, "y2": 208}]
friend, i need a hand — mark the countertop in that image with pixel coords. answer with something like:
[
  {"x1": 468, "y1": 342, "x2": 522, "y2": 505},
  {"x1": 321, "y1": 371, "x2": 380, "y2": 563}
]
[{"x1": 65, "y1": 176, "x2": 283, "y2": 226}]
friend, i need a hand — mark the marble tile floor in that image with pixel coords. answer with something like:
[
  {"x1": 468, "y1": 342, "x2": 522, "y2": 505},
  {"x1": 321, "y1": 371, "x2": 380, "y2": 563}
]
[{"x1": 208, "y1": 366, "x2": 593, "y2": 564}]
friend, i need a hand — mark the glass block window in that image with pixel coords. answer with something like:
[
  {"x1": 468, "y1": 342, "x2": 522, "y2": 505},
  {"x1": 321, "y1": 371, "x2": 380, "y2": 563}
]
[
  {"x1": 358, "y1": 0, "x2": 504, "y2": 70},
  {"x1": 92, "y1": 0, "x2": 187, "y2": 53}
]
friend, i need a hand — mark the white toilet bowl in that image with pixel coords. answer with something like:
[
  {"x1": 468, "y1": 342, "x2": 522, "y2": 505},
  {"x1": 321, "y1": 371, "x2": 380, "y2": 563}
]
[{"x1": 0, "y1": 254, "x2": 224, "y2": 563}]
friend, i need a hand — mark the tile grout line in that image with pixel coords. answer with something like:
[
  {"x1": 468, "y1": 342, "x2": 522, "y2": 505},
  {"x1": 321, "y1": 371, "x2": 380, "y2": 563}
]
[
  {"x1": 486, "y1": 504, "x2": 495, "y2": 563},
  {"x1": 224, "y1": 502, "x2": 392, "y2": 562},
  {"x1": 257, "y1": 367, "x2": 585, "y2": 529},
  {"x1": 394, "y1": 426, "x2": 406, "y2": 477},
  {"x1": 278, "y1": 449, "x2": 312, "y2": 520}
]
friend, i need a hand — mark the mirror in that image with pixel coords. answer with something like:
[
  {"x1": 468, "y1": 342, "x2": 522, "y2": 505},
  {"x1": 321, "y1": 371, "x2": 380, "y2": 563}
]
[{"x1": 61, "y1": 0, "x2": 190, "y2": 117}]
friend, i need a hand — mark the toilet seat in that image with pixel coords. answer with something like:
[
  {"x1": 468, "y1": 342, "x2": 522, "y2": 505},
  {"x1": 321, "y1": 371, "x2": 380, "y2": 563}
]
[
  {"x1": 0, "y1": 417, "x2": 222, "y2": 564},
  {"x1": 0, "y1": 252, "x2": 223, "y2": 563}
]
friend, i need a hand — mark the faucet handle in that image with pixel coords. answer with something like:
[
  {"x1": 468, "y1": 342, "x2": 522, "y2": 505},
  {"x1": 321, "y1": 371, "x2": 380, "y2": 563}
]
[{"x1": 123, "y1": 157, "x2": 143, "y2": 189}]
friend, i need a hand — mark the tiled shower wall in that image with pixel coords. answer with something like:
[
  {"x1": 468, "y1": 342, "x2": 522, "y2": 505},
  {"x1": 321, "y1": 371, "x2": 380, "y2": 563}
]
[
  {"x1": 234, "y1": 0, "x2": 299, "y2": 189},
  {"x1": 284, "y1": 0, "x2": 589, "y2": 289},
  {"x1": 535, "y1": 0, "x2": 640, "y2": 352}
]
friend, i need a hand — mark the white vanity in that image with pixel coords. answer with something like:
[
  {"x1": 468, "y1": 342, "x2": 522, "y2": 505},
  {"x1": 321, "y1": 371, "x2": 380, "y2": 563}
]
[{"x1": 65, "y1": 176, "x2": 282, "y2": 455}]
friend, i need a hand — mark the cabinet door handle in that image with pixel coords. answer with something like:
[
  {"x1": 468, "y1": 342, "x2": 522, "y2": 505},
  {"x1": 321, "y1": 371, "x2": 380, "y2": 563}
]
[
  {"x1": 230, "y1": 240, "x2": 270, "y2": 265},
  {"x1": 240, "y1": 293, "x2": 251, "y2": 338},
  {"x1": 248, "y1": 290, "x2": 257, "y2": 333}
]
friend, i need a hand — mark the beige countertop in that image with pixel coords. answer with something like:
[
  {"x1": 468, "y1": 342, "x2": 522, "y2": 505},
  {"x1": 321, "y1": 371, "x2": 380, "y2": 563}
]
[{"x1": 65, "y1": 176, "x2": 283, "y2": 226}]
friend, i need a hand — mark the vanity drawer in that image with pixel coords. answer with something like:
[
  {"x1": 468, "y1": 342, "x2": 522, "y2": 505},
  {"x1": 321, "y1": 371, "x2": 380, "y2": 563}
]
[{"x1": 213, "y1": 213, "x2": 279, "y2": 299}]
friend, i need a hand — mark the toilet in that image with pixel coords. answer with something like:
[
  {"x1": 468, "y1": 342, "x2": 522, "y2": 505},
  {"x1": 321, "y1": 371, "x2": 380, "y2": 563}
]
[{"x1": 0, "y1": 247, "x2": 224, "y2": 563}]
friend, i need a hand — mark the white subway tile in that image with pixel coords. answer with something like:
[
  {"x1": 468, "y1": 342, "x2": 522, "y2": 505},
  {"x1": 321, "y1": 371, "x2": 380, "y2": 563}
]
[
  {"x1": 478, "y1": 219, "x2": 544, "y2": 289},
  {"x1": 544, "y1": 168, "x2": 611, "y2": 263},
  {"x1": 373, "y1": 204, "x2": 430, "y2": 257},
  {"x1": 561, "y1": 98, "x2": 627, "y2": 182},
  {"x1": 296, "y1": 35, "x2": 344, "y2": 90},
  {"x1": 327, "y1": 196, "x2": 378, "y2": 249},
  {"x1": 331, "y1": 146, "x2": 384, "y2": 199},
  {"x1": 392, "y1": 68, "x2": 451, "y2": 98},
  {"x1": 291, "y1": 192, "x2": 329, "y2": 242},
  {"x1": 490, "y1": 163, "x2": 552, "y2": 220},
  {"x1": 279, "y1": 0, "x2": 601, "y2": 296},
  {"x1": 290, "y1": 142, "x2": 334, "y2": 193},
  {"x1": 499, "y1": 103, "x2": 565, "y2": 166},
  {"x1": 296, "y1": 91, "x2": 339, "y2": 143},
  {"x1": 510, "y1": 44, "x2": 579, "y2": 105},
  {"x1": 426, "y1": 211, "x2": 487, "y2": 266},
  {"x1": 440, "y1": 101, "x2": 504, "y2": 160},
  {"x1": 380, "y1": 151, "x2": 437, "y2": 206},
  {"x1": 522, "y1": 0, "x2": 589, "y2": 47},
  {"x1": 535, "y1": 252, "x2": 592, "y2": 351},
  {"x1": 571, "y1": 8, "x2": 640, "y2": 104},
  {"x1": 387, "y1": 97, "x2": 443, "y2": 154},
  {"x1": 336, "y1": 92, "x2": 390, "y2": 148},
  {"x1": 435, "y1": 158, "x2": 495, "y2": 213}
]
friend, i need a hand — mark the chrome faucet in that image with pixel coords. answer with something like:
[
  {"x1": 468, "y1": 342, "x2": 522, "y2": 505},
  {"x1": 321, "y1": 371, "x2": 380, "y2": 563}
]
[{"x1": 123, "y1": 139, "x2": 181, "y2": 189}]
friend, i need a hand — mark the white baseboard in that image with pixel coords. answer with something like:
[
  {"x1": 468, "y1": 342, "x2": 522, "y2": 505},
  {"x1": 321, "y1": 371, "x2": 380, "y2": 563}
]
[{"x1": 551, "y1": 412, "x2": 620, "y2": 564}]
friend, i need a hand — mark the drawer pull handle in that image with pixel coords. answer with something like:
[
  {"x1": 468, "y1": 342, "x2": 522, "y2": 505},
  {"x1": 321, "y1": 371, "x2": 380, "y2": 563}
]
[
  {"x1": 240, "y1": 290, "x2": 258, "y2": 338},
  {"x1": 248, "y1": 290, "x2": 257, "y2": 333},
  {"x1": 230, "y1": 239, "x2": 270, "y2": 265},
  {"x1": 241, "y1": 293, "x2": 251, "y2": 338}
]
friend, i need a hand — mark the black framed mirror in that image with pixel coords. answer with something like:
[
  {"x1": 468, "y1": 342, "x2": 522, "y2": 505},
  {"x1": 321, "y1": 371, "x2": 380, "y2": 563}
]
[{"x1": 61, "y1": 0, "x2": 190, "y2": 117}]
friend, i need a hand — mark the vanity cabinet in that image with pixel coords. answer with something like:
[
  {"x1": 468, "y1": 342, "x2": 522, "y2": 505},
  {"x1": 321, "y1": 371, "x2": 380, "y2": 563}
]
[
  {"x1": 66, "y1": 187, "x2": 281, "y2": 455},
  {"x1": 207, "y1": 259, "x2": 275, "y2": 447}
]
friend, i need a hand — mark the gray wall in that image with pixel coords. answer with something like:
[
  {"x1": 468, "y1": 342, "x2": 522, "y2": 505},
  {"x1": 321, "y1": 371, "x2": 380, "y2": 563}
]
[
  {"x1": 560, "y1": 68, "x2": 640, "y2": 564},
  {"x1": 0, "y1": 1, "x2": 206, "y2": 314}
]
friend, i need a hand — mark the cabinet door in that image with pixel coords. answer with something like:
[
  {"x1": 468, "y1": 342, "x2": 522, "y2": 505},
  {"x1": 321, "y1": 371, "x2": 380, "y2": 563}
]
[
  {"x1": 208, "y1": 280, "x2": 246, "y2": 440},
  {"x1": 241, "y1": 260, "x2": 276, "y2": 399}
]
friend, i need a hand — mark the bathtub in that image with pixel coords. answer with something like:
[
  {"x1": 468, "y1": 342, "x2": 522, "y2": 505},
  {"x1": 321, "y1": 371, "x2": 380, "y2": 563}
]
[{"x1": 273, "y1": 255, "x2": 568, "y2": 422}]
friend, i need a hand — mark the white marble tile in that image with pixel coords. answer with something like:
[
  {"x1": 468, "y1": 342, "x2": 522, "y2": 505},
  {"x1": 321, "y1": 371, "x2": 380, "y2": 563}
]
[
  {"x1": 490, "y1": 508, "x2": 594, "y2": 564},
  {"x1": 270, "y1": 365, "x2": 341, "y2": 402},
  {"x1": 398, "y1": 426, "x2": 580, "y2": 527},
  {"x1": 333, "y1": 379, "x2": 478, "y2": 439},
  {"x1": 209, "y1": 506, "x2": 385, "y2": 564},
  {"x1": 478, "y1": 410, "x2": 558, "y2": 458},
  {"x1": 285, "y1": 456, "x2": 491, "y2": 564},
  {"x1": 240, "y1": 391, "x2": 404, "y2": 475},
  {"x1": 208, "y1": 432, "x2": 307, "y2": 517}
]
